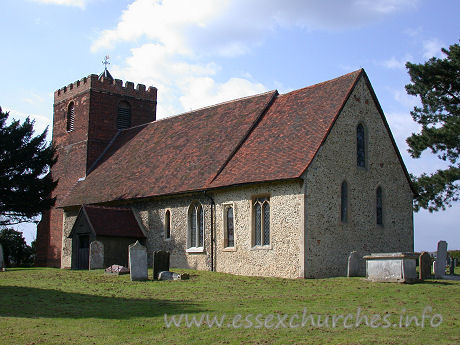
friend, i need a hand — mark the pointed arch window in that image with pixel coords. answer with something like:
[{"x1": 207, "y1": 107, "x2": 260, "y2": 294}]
[
  {"x1": 341, "y1": 181, "x2": 348, "y2": 223},
  {"x1": 188, "y1": 202, "x2": 204, "y2": 250},
  {"x1": 357, "y1": 124, "x2": 365, "y2": 167},
  {"x1": 117, "y1": 101, "x2": 131, "y2": 129},
  {"x1": 376, "y1": 186, "x2": 383, "y2": 225},
  {"x1": 66, "y1": 102, "x2": 75, "y2": 132},
  {"x1": 165, "y1": 210, "x2": 171, "y2": 239},
  {"x1": 253, "y1": 197, "x2": 270, "y2": 246},
  {"x1": 224, "y1": 205, "x2": 234, "y2": 248}
]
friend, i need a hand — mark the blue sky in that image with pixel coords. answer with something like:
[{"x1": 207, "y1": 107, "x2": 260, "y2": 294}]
[{"x1": 1, "y1": 0, "x2": 459, "y2": 251}]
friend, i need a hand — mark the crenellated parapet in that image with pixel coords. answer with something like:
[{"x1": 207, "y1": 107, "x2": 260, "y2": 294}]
[{"x1": 55, "y1": 73, "x2": 157, "y2": 103}]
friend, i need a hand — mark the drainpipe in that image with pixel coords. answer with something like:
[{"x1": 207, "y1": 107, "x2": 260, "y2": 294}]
[{"x1": 203, "y1": 191, "x2": 215, "y2": 272}]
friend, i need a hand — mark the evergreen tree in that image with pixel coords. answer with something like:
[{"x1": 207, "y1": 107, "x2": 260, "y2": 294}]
[
  {"x1": 0, "y1": 107, "x2": 57, "y2": 226},
  {"x1": 405, "y1": 43, "x2": 460, "y2": 212},
  {"x1": 0, "y1": 228, "x2": 34, "y2": 266}
]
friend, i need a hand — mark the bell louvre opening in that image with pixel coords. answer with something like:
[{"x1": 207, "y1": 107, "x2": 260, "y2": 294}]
[{"x1": 117, "y1": 101, "x2": 131, "y2": 129}]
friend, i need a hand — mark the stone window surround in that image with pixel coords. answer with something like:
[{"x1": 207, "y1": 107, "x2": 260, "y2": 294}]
[
  {"x1": 250, "y1": 195, "x2": 272, "y2": 250},
  {"x1": 222, "y1": 202, "x2": 236, "y2": 252},
  {"x1": 186, "y1": 201, "x2": 205, "y2": 253},
  {"x1": 164, "y1": 208, "x2": 171, "y2": 241}
]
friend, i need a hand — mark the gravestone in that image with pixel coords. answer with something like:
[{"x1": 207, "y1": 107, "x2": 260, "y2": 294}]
[
  {"x1": 89, "y1": 240, "x2": 104, "y2": 270},
  {"x1": 419, "y1": 252, "x2": 431, "y2": 279},
  {"x1": 347, "y1": 251, "x2": 363, "y2": 277},
  {"x1": 434, "y1": 240, "x2": 447, "y2": 278},
  {"x1": 0, "y1": 243, "x2": 4, "y2": 271},
  {"x1": 153, "y1": 251, "x2": 170, "y2": 280},
  {"x1": 158, "y1": 271, "x2": 181, "y2": 281},
  {"x1": 129, "y1": 241, "x2": 148, "y2": 281}
]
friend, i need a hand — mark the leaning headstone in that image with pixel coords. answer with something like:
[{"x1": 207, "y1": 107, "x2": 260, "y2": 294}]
[
  {"x1": 347, "y1": 251, "x2": 363, "y2": 277},
  {"x1": 434, "y1": 241, "x2": 447, "y2": 278},
  {"x1": 158, "y1": 271, "x2": 181, "y2": 281},
  {"x1": 129, "y1": 241, "x2": 148, "y2": 281},
  {"x1": 89, "y1": 240, "x2": 104, "y2": 270},
  {"x1": 419, "y1": 252, "x2": 431, "y2": 279},
  {"x1": 0, "y1": 243, "x2": 4, "y2": 271},
  {"x1": 153, "y1": 251, "x2": 170, "y2": 280}
]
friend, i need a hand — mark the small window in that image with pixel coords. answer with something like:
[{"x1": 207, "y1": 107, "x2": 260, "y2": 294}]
[
  {"x1": 117, "y1": 101, "x2": 131, "y2": 129},
  {"x1": 165, "y1": 210, "x2": 171, "y2": 239},
  {"x1": 341, "y1": 181, "x2": 348, "y2": 223},
  {"x1": 357, "y1": 124, "x2": 365, "y2": 167},
  {"x1": 376, "y1": 187, "x2": 383, "y2": 225},
  {"x1": 224, "y1": 205, "x2": 234, "y2": 248},
  {"x1": 67, "y1": 102, "x2": 75, "y2": 132},
  {"x1": 253, "y1": 197, "x2": 270, "y2": 246},
  {"x1": 188, "y1": 202, "x2": 204, "y2": 249}
]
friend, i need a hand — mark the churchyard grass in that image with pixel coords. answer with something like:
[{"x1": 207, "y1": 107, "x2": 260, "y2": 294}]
[{"x1": 0, "y1": 267, "x2": 459, "y2": 344}]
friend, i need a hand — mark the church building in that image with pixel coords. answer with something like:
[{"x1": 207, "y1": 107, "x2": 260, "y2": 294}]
[{"x1": 35, "y1": 68, "x2": 414, "y2": 278}]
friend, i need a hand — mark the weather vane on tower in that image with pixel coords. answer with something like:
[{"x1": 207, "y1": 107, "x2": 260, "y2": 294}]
[{"x1": 102, "y1": 55, "x2": 110, "y2": 70}]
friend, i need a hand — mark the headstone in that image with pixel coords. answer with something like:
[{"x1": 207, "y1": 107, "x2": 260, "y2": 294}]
[
  {"x1": 105, "y1": 264, "x2": 129, "y2": 275},
  {"x1": 129, "y1": 241, "x2": 148, "y2": 281},
  {"x1": 347, "y1": 251, "x2": 363, "y2": 277},
  {"x1": 158, "y1": 271, "x2": 181, "y2": 281},
  {"x1": 89, "y1": 240, "x2": 104, "y2": 270},
  {"x1": 0, "y1": 243, "x2": 4, "y2": 271},
  {"x1": 434, "y1": 240, "x2": 447, "y2": 278},
  {"x1": 419, "y1": 252, "x2": 431, "y2": 279},
  {"x1": 153, "y1": 251, "x2": 170, "y2": 280}
]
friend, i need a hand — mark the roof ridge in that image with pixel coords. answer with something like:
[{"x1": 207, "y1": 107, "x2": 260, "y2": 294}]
[
  {"x1": 114, "y1": 89, "x2": 278, "y2": 132},
  {"x1": 280, "y1": 69, "x2": 363, "y2": 97}
]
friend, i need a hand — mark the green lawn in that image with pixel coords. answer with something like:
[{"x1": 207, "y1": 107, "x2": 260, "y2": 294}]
[{"x1": 0, "y1": 268, "x2": 459, "y2": 345}]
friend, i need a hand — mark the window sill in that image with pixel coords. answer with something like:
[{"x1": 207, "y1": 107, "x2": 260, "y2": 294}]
[
  {"x1": 250, "y1": 245, "x2": 272, "y2": 250},
  {"x1": 186, "y1": 247, "x2": 205, "y2": 253},
  {"x1": 164, "y1": 237, "x2": 172, "y2": 242},
  {"x1": 223, "y1": 247, "x2": 237, "y2": 252}
]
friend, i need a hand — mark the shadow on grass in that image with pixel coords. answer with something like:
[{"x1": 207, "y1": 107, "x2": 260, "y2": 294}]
[{"x1": 0, "y1": 286, "x2": 202, "y2": 319}]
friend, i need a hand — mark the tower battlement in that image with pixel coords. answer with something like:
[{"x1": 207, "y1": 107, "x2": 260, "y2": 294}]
[{"x1": 55, "y1": 74, "x2": 157, "y2": 103}]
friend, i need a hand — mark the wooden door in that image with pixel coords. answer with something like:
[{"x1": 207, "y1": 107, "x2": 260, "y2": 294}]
[{"x1": 77, "y1": 235, "x2": 89, "y2": 269}]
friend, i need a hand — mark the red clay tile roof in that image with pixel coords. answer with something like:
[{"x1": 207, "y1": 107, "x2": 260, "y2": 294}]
[
  {"x1": 209, "y1": 69, "x2": 362, "y2": 187},
  {"x1": 61, "y1": 90, "x2": 277, "y2": 206},
  {"x1": 83, "y1": 205, "x2": 145, "y2": 238},
  {"x1": 61, "y1": 69, "x2": 411, "y2": 207}
]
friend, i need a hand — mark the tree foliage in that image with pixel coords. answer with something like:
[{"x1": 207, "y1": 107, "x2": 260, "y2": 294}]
[
  {"x1": 405, "y1": 42, "x2": 460, "y2": 212},
  {"x1": 0, "y1": 107, "x2": 57, "y2": 226},
  {"x1": 0, "y1": 228, "x2": 34, "y2": 266}
]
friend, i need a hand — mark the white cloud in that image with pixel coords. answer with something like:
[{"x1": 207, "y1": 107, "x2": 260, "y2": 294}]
[
  {"x1": 3, "y1": 108, "x2": 52, "y2": 140},
  {"x1": 30, "y1": 0, "x2": 88, "y2": 9},
  {"x1": 381, "y1": 55, "x2": 413, "y2": 70},
  {"x1": 423, "y1": 38, "x2": 445, "y2": 59},
  {"x1": 112, "y1": 43, "x2": 267, "y2": 117},
  {"x1": 94, "y1": 0, "x2": 417, "y2": 117},
  {"x1": 179, "y1": 77, "x2": 266, "y2": 112},
  {"x1": 92, "y1": 0, "x2": 418, "y2": 55}
]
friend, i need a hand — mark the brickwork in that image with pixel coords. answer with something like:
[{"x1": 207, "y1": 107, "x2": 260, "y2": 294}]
[{"x1": 35, "y1": 73, "x2": 157, "y2": 267}]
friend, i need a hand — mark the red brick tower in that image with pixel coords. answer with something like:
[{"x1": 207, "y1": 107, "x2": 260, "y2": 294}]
[{"x1": 35, "y1": 70, "x2": 157, "y2": 267}]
